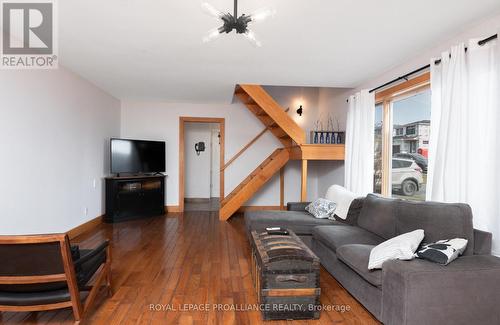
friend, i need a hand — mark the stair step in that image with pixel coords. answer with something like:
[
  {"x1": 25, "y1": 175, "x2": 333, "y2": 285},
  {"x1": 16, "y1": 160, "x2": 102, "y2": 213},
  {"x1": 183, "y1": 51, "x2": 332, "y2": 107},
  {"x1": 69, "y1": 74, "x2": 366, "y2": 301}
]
[
  {"x1": 236, "y1": 92, "x2": 258, "y2": 106},
  {"x1": 222, "y1": 149, "x2": 284, "y2": 203},
  {"x1": 220, "y1": 148, "x2": 290, "y2": 218},
  {"x1": 236, "y1": 84, "x2": 306, "y2": 146},
  {"x1": 246, "y1": 103, "x2": 260, "y2": 110},
  {"x1": 258, "y1": 116, "x2": 280, "y2": 128},
  {"x1": 269, "y1": 126, "x2": 288, "y2": 137}
]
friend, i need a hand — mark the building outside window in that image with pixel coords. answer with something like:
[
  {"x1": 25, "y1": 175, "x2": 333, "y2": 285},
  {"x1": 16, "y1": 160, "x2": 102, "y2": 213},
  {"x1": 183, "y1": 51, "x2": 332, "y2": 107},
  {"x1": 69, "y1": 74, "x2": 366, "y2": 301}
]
[{"x1": 392, "y1": 120, "x2": 430, "y2": 154}]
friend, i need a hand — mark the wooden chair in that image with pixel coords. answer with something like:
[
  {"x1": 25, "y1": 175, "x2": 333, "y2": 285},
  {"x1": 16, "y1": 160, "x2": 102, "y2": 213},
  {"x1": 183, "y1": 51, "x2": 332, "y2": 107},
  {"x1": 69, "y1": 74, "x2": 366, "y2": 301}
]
[{"x1": 0, "y1": 234, "x2": 111, "y2": 323}]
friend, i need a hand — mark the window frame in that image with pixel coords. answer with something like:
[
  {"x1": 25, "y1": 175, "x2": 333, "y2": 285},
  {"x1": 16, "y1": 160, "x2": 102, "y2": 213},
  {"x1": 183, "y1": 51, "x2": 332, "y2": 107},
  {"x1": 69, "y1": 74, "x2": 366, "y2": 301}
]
[
  {"x1": 406, "y1": 125, "x2": 416, "y2": 135},
  {"x1": 374, "y1": 72, "x2": 430, "y2": 197}
]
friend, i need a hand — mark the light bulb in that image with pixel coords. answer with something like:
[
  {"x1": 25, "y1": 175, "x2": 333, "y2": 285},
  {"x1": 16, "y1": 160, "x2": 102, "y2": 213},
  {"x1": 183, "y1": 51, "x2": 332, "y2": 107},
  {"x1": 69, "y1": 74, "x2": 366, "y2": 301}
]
[
  {"x1": 201, "y1": 2, "x2": 223, "y2": 19},
  {"x1": 244, "y1": 30, "x2": 262, "y2": 47},
  {"x1": 249, "y1": 8, "x2": 276, "y2": 23},
  {"x1": 203, "y1": 27, "x2": 222, "y2": 43}
]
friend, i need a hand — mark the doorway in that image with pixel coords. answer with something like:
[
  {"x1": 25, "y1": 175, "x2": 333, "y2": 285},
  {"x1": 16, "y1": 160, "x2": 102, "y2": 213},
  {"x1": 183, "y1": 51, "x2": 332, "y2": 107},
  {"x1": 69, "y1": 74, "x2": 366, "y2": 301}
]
[{"x1": 179, "y1": 117, "x2": 225, "y2": 212}]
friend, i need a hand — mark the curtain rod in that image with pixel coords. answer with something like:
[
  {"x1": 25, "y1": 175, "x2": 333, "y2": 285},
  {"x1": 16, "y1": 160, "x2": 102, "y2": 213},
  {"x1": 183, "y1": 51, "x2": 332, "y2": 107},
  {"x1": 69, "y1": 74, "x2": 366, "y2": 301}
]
[{"x1": 368, "y1": 33, "x2": 498, "y2": 94}]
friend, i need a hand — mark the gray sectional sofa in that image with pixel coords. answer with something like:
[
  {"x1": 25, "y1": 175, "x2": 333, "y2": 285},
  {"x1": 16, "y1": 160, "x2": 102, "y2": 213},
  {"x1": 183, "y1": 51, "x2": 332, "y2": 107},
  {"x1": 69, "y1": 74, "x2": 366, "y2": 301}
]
[{"x1": 244, "y1": 194, "x2": 500, "y2": 325}]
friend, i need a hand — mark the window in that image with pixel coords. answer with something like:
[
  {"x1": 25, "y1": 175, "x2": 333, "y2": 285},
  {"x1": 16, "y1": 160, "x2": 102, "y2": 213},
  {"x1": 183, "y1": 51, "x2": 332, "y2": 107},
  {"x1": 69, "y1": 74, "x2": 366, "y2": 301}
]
[
  {"x1": 406, "y1": 125, "x2": 416, "y2": 135},
  {"x1": 373, "y1": 74, "x2": 431, "y2": 201}
]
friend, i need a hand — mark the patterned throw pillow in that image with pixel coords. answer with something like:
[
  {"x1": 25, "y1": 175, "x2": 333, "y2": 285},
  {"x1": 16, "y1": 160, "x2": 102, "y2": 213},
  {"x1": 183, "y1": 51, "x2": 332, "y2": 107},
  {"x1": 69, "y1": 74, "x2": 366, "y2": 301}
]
[
  {"x1": 305, "y1": 198, "x2": 337, "y2": 219},
  {"x1": 415, "y1": 238, "x2": 468, "y2": 265}
]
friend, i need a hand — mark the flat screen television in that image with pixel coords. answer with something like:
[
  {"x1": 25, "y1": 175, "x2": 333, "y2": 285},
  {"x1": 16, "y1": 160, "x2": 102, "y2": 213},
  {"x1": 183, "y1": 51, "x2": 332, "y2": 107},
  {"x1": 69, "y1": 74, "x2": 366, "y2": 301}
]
[{"x1": 110, "y1": 138, "x2": 166, "y2": 174}]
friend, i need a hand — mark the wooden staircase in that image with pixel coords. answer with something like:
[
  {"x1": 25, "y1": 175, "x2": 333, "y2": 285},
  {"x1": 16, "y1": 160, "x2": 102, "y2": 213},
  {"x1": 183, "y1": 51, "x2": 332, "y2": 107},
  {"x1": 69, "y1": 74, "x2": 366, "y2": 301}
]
[
  {"x1": 219, "y1": 84, "x2": 344, "y2": 221},
  {"x1": 219, "y1": 85, "x2": 306, "y2": 221},
  {"x1": 234, "y1": 85, "x2": 306, "y2": 147},
  {"x1": 219, "y1": 148, "x2": 290, "y2": 220}
]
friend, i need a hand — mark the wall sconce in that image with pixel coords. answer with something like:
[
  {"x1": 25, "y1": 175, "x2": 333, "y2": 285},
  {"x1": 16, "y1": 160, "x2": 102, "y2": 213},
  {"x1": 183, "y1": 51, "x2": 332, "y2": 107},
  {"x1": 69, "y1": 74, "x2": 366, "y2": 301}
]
[{"x1": 296, "y1": 105, "x2": 303, "y2": 116}]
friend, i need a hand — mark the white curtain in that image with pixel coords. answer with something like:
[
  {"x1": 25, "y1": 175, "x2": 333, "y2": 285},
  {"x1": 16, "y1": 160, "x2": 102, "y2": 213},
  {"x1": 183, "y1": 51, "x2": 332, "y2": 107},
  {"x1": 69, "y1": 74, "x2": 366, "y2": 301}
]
[
  {"x1": 427, "y1": 34, "x2": 500, "y2": 254},
  {"x1": 345, "y1": 90, "x2": 375, "y2": 196}
]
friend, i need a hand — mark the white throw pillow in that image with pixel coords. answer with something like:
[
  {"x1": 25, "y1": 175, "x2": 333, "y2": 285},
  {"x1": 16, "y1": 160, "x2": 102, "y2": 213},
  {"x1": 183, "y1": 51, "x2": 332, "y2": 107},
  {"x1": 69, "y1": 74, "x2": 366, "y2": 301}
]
[
  {"x1": 305, "y1": 198, "x2": 337, "y2": 219},
  {"x1": 368, "y1": 229, "x2": 425, "y2": 270},
  {"x1": 324, "y1": 185, "x2": 358, "y2": 220}
]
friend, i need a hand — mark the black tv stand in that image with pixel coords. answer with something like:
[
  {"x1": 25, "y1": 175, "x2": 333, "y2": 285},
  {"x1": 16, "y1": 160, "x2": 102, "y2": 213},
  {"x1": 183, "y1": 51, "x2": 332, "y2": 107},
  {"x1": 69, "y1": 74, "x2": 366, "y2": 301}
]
[
  {"x1": 104, "y1": 175, "x2": 165, "y2": 223},
  {"x1": 115, "y1": 172, "x2": 164, "y2": 178}
]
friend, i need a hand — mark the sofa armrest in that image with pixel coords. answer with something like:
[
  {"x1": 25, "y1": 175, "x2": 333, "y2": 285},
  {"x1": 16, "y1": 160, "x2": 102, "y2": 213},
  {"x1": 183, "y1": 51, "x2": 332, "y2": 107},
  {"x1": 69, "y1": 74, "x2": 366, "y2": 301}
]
[
  {"x1": 287, "y1": 202, "x2": 310, "y2": 211},
  {"x1": 474, "y1": 228, "x2": 492, "y2": 255},
  {"x1": 382, "y1": 256, "x2": 500, "y2": 325}
]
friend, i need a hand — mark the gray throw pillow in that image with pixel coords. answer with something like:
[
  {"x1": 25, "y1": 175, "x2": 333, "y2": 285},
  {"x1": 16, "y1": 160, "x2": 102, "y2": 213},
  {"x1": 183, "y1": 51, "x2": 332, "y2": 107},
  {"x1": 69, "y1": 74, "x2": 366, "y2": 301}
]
[
  {"x1": 415, "y1": 238, "x2": 468, "y2": 265},
  {"x1": 305, "y1": 198, "x2": 337, "y2": 219}
]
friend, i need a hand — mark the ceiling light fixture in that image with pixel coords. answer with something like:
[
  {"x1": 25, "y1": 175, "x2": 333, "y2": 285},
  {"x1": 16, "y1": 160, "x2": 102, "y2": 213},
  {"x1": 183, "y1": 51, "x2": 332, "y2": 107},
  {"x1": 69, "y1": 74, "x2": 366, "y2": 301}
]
[{"x1": 202, "y1": 0, "x2": 276, "y2": 47}]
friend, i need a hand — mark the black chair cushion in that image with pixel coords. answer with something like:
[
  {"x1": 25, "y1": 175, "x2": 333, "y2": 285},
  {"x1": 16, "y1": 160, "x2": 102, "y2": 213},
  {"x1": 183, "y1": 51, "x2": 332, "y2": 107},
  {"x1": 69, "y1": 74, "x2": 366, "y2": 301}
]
[
  {"x1": 0, "y1": 289, "x2": 71, "y2": 306},
  {"x1": 76, "y1": 249, "x2": 107, "y2": 287},
  {"x1": 0, "y1": 241, "x2": 108, "y2": 306}
]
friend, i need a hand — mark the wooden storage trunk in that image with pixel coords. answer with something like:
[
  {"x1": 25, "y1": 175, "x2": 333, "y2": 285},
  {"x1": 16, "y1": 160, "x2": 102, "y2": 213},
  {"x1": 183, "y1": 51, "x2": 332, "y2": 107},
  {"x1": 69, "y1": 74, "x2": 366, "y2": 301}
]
[{"x1": 250, "y1": 229, "x2": 321, "y2": 320}]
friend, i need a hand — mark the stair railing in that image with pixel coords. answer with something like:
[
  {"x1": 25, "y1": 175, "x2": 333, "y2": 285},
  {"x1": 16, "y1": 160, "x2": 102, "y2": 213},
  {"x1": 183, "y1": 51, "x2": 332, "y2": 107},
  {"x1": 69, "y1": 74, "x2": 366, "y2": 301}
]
[{"x1": 220, "y1": 108, "x2": 289, "y2": 173}]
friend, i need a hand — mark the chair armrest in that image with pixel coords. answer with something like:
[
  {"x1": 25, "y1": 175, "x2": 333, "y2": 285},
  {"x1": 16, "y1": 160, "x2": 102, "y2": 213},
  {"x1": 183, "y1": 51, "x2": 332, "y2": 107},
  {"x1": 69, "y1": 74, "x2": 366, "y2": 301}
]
[
  {"x1": 474, "y1": 228, "x2": 492, "y2": 255},
  {"x1": 287, "y1": 202, "x2": 310, "y2": 211},
  {"x1": 382, "y1": 256, "x2": 500, "y2": 325},
  {"x1": 73, "y1": 240, "x2": 109, "y2": 268}
]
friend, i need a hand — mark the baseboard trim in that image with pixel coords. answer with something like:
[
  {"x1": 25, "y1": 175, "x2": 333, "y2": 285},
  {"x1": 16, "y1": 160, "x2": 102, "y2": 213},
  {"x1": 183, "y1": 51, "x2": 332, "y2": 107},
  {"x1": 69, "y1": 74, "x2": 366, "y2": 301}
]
[
  {"x1": 237, "y1": 206, "x2": 282, "y2": 213},
  {"x1": 164, "y1": 205, "x2": 282, "y2": 214},
  {"x1": 184, "y1": 198, "x2": 210, "y2": 203},
  {"x1": 67, "y1": 215, "x2": 103, "y2": 240},
  {"x1": 165, "y1": 205, "x2": 182, "y2": 213}
]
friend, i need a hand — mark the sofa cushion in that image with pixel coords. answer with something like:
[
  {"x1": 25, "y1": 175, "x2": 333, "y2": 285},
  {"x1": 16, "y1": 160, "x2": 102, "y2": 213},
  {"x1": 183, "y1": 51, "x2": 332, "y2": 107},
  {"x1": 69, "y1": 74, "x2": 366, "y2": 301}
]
[
  {"x1": 312, "y1": 225, "x2": 384, "y2": 253},
  {"x1": 396, "y1": 199, "x2": 474, "y2": 256},
  {"x1": 337, "y1": 244, "x2": 382, "y2": 287},
  {"x1": 357, "y1": 194, "x2": 397, "y2": 239},
  {"x1": 244, "y1": 210, "x2": 337, "y2": 236}
]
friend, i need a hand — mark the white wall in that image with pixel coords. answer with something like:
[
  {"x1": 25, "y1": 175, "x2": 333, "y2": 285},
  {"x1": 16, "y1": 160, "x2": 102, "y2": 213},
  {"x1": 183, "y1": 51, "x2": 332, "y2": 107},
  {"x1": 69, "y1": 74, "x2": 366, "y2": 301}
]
[
  {"x1": 264, "y1": 86, "x2": 320, "y2": 143},
  {"x1": 184, "y1": 122, "x2": 217, "y2": 199},
  {"x1": 121, "y1": 89, "x2": 331, "y2": 207},
  {"x1": 315, "y1": 87, "x2": 353, "y2": 194},
  {"x1": 318, "y1": 88, "x2": 353, "y2": 132},
  {"x1": 121, "y1": 100, "x2": 279, "y2": 206},
  {"x1": 0, "y1": 68, "x2": 121, "y2": 235},
  {"x1": 120, "y1": 84, "x2": 356, "y2": 207}
]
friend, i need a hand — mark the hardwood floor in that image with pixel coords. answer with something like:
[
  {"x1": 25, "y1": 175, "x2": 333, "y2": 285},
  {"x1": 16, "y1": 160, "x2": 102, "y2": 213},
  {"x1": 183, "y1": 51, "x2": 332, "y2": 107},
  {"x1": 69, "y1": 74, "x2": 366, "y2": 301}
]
[
  {"x1": 184, "y1": 199, "x2": 220, "y2": 212},
  {"x1": 0, "y1": 212, "x2": 380, "y2": 325}
]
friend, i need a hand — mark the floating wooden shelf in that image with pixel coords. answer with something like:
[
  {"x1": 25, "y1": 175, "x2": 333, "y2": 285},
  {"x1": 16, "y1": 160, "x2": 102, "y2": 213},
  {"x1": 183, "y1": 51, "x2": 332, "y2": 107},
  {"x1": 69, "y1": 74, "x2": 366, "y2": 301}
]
[{"x1": 290, "y1": 144, "x2": 345, "y2": 161}]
